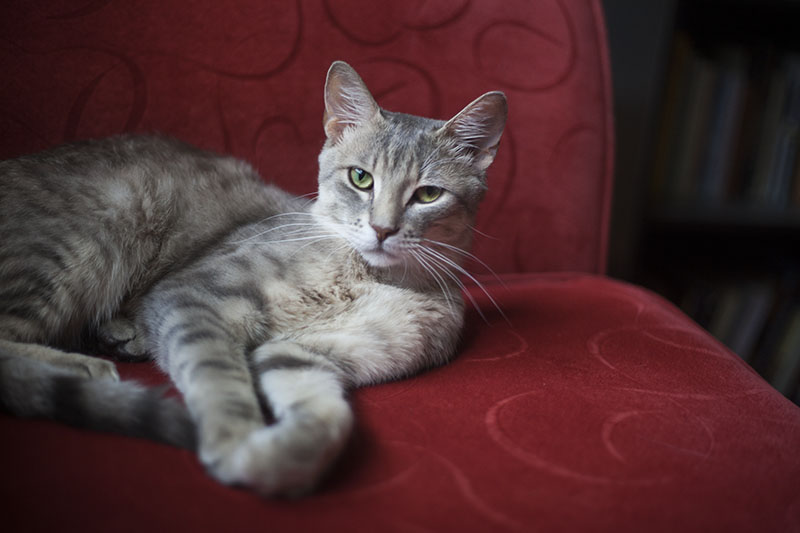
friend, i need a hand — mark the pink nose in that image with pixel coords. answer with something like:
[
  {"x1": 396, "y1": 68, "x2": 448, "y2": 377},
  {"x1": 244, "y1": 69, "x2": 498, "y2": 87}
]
[{"x1": 371, "y1": 224, "x2": 399, "y2": 243}]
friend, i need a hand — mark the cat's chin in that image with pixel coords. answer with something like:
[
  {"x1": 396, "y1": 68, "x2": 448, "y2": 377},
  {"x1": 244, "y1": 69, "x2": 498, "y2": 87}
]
[{"x1": 358, "y1": 248, "x2": 403, "y2": 269}]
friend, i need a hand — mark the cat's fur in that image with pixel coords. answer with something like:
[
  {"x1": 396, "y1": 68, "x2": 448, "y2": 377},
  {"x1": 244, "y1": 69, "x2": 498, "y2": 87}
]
[{"x1": 0, "y1": 61, "x2": 506, "y2": 496}]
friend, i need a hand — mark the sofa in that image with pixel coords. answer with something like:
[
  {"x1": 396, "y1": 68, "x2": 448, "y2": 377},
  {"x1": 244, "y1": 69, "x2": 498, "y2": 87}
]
[{"x1": 2, "y1": 1, "x2": 799, "y2": 531}]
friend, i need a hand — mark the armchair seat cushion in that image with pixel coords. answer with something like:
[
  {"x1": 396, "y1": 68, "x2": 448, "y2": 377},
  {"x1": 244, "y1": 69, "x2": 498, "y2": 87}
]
[{"x1": 4, "y1": 273, "x2": 798, "y2": 532}]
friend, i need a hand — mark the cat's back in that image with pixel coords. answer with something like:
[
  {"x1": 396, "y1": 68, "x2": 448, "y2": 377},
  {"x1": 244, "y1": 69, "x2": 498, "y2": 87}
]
[
  {"x1": 0, "y1": 136, "x2": 296, "y2": 324},
  {"x1": 2, "y1": 135, "x2": 268, "y2": 218},
  {"x1": 0, "y1": 135, "x2": 296, "y2": 245}
]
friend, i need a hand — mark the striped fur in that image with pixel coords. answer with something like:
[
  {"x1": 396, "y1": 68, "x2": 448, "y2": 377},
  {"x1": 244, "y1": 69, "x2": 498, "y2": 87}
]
[{"x1": 0, "y1": 61, "x2": 506, "y2": 496}]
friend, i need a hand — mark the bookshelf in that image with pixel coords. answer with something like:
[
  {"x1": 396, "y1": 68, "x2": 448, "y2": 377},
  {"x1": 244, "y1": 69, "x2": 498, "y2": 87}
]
[{"x1": 633, "y1": 0, "x2": 800, "y2": 402}]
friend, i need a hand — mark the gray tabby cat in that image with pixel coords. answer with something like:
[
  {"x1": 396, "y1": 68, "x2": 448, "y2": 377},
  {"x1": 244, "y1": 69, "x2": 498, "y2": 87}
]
[{"x1": 0, "y1": 61, "x2": 506, "y2": 496}]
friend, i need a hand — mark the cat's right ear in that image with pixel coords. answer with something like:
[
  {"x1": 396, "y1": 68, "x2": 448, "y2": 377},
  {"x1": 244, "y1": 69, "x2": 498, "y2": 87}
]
[{"x1": 323, "y1": 61, "x2": 381, "y2": 142}]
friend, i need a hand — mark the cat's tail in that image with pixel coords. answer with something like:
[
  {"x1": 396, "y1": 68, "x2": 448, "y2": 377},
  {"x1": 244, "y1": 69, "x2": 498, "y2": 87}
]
[{"x1": 0, "y1": 355, "x2": 197, "y2": 451}]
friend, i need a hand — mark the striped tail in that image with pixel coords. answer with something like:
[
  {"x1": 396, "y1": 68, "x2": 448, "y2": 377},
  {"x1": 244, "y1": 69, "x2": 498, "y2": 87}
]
[{"x1": 0, "y1": 355, "x2": 197, "y2": 450}]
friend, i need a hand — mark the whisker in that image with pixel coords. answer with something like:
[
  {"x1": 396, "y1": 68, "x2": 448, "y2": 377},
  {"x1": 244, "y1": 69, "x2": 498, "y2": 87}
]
[
  {"x1": 410, "y1": 250, "x2": 456, "y2": 316},
  {"x1": 252, "y1": 233, "x2": 340, "y2": 245},
  {"x1": 422, "y1": 238, "x2": 505, "y2": 287},
  {"x1": 466, "y1": 223, "x2": 500, "y2": 241},
  {"x1": 415, "y1": 246, "x2": 507, "y2": 324},
  {"x1": 413, "y1": 247, "x2": 485, "y2": 322},
  {"x1": 321, "y1": 241, "x2": 355, "y2": 264},
  {"x1": 299, "y1": 193, "x2": 319, "y2": 209},
  {"x1": 288, "y1": 235, "x2": 347, "y2": 259},
  {"x1": 233, "y1": 214, "x2": 318, "y2": 243},
  {"x1": 251, "y1": 211, "x2": 316, "y2": 225},
  {"x1": 399, "y1": 255, "x2": 409, "y2": 285}
]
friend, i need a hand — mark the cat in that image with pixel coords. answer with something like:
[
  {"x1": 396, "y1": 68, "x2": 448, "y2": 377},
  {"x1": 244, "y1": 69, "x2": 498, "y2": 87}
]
[{"x1": 0, "y1": 61, "x2": 507, "y2": 496}]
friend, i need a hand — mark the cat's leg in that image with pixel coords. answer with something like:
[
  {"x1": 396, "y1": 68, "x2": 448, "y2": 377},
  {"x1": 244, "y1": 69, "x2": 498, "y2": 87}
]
[
  {"x1": 142, "y1": 263, "x2": 351, "y2": 495},
  {"x1": 0, "y1": 338, "x2": 119, "y2": 380},
  {"x1": 160, "y1": 334, "x2": 351, "y2": 496},
  {"x1": 146, "y1": 308, "x2": 269, "y2": 484},
  {"x1": 210, "y1": 339, "x2": 353, "y2": 497}
]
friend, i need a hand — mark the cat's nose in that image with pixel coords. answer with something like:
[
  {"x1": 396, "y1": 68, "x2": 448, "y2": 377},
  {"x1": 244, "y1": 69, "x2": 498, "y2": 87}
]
[{"x1": 371, "y1": 224, "x2": 399, "y2": 243}]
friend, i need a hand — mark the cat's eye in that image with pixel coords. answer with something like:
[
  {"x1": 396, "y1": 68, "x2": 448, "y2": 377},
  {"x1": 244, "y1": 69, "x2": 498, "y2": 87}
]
[
  {"x1": 414, "y1": 186, "x2": 442, "y2": 204},
  {"x1": 349, "y1": 167, "x2": 374, "y2": 190}
]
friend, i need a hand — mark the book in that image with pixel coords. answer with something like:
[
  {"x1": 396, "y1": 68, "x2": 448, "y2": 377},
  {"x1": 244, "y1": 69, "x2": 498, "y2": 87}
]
[
  {"x1": 750, "y1": 67, "x2": 788, "y2": 204},
  {"x1": 705, "y1": 282, "x2": 775, "y2": 362},
  {"x1": 669, "y1": 52, "x2": 718, "y2": 204},
  {"x1": 767, "y1": 306, "x2": 800, "y2": 395},
  {"x1": 697, "y1": 48, "x2": 748, "y2": 205},
  {"x1": 726, "y1": 47, "x2": 775, "y2": 202},
  {"x1": 764, "y1": 55, "x2": 800, "y2": 207},
  {"x1": 726, "y1": 283, "x2": 775, "y2": 361},
  {"x1": 651, "y1": 33, "x2": 694, "y2": 202}
]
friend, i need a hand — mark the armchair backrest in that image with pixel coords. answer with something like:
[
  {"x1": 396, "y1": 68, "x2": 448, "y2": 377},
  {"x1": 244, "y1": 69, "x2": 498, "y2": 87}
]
[{"x1": 0, "y1": 0, "x2": 614, "y2": 274}]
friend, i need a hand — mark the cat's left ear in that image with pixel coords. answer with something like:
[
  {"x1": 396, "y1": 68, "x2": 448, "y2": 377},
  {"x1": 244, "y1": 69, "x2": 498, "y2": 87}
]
[
  {"x1": 323, "y1": 61, "x2": 381, "y2": 143},
  {"x1": 439, "y1": 91, "x2": 508, "y2": 171}
]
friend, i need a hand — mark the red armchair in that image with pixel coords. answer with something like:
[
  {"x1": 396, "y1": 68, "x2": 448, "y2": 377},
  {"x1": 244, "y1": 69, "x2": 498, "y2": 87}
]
[{"x1": 2, "y1": 1, "x2": 799, "y2": 531}]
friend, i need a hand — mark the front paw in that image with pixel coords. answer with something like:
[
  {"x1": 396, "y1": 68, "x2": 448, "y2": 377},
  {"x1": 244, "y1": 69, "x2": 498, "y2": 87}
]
[
  {"x1": 202, "y1": 404, "x2": 353, "y2": 498},
  {"x1": 202, "y1": 426, "x2": 331, "y2": 497},
  {"x1": 97, "y1": 318, "x2": 149, "y2": 361}
]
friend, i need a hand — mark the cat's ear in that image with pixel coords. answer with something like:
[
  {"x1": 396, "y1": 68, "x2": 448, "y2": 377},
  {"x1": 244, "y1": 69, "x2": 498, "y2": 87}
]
[
  {"x1": 323, "y1": 61, "x2": 381, "y2": 142},
  {"x1": 439, "y1": 91, "x2": 507, "y2": 171}
]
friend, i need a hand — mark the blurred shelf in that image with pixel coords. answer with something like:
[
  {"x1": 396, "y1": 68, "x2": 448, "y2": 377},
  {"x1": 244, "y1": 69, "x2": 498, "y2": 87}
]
[
  {"x1": 631, "y1": 0, "x2": 800, "y2": 401},
  {"x1": 649, "y1": 205, "x2": 800, "y2": 232}
]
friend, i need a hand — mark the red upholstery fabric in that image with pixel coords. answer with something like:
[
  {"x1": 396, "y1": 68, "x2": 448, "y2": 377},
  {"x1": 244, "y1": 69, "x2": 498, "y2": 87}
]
[{"x1": 2, "y1": 1, "x2": 799, "y2": 532}]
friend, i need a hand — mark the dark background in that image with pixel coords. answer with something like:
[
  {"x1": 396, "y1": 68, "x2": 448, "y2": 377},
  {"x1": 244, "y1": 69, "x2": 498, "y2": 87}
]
[{"x1": 602, "y1": 0, "x2": 800, "y2": 401}]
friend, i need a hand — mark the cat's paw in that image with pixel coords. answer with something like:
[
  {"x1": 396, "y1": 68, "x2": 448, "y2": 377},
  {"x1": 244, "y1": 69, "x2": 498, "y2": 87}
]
[
  {"x1": 97, "y1": 318, "x2": 150, "y2": 361},
  {"x1": 59, "y1": 353, "x2": 120, "y2": 381},
  {"x1": 201, "y1": 407, "x2": 353, "y2": 497},
  {"x1": 79, "y1": 356, "x2": 120, "y2": 381},
  {"x1": 203, "y1": 426, "x2": 330, "y2": 497}
]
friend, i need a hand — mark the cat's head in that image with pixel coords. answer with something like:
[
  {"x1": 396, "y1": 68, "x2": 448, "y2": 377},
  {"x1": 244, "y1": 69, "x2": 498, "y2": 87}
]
[{"x1": 313, "y1": 61, "x2": 506, "y2": 273}]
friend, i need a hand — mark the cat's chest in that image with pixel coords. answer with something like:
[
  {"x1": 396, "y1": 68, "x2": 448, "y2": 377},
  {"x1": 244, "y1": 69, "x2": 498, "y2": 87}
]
[
  {"x1": 261, "y1": 270, "x2": 422, "y2": 338},
  {"x1": 262, "y1": 271, "x2": 367, "y2": 330}
]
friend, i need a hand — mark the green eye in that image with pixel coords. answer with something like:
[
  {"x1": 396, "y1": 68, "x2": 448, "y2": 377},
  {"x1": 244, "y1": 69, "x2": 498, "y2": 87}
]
[
  {"x1": 414, "y1": 186, "x2": 442, "y2": 204},
  {"x1": 349, "y1": 167, "x2": 374, "y2": 190}
]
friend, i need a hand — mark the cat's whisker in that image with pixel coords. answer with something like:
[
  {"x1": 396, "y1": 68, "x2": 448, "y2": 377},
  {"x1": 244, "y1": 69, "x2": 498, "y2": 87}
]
[
  {"x1": 409, "y1": 250, "x2": 456, "y2": 316},
  {"x1": 466, "y1": 223, "x2": 500, "y2": 241},
  {"x1": 422, "y1": 238, "x2": 505, "y2": 288},
  {"x1": 399, "y1": 255, "x2": 410, "y2": 285},
  {"x1": 251, "y1": 211, "x2": 317, "y2": 226},
  {"x1": 321, "y1": 240, "x2": 356, "y2": 265},
  {"x1": 288, "y1": 236, "x2": 346, "y2": 260},
  {"x1": 314, "y1": 219, "x2": 364, "y2": 249},
  {"x1": 299, "y1": 193, "x2": 319, "y2": 209},
  {"x1": 415, "y1": 245, "x2": 507, "y2": 324},
  {"x1": 414, "y1": 247, "x2": 484, "y2": 323},
  {"x1": 252, "y1": 233, "x2": 340, "y2": 246},
  {"x1": 233, "y1": 216, "x2": 319, "y2": 243}
]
